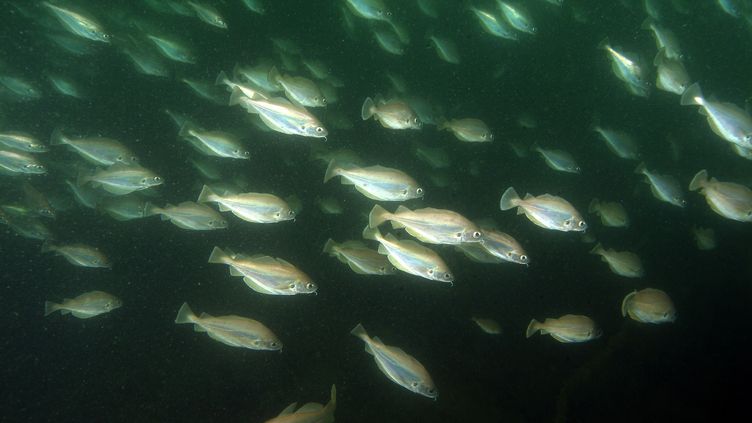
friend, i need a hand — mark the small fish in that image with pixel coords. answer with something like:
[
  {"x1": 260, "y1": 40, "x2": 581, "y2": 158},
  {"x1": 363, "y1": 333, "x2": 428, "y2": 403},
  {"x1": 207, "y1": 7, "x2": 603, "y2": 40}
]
[
  {"x1": 264, "y1": 385, "x2": 336, "y2": 423},
  {"x1": 51, "y1": 128, "x2": 139, "y2": 166},
  {"x1": 81, "y1": 163, "x2": 162, "y2": 196},
  {"x1": 635, "y1": 163, "x2": 686, "y2": 207},
  {"x1": 653, "y1": 49, "x2": 690, "y2": 96},
  {"x1": 147, "y1": 34, "x2": 196, "y2": 64},
  {"x1": 324, "y1": 160, "x2": 423, "y2": 201},
  {"x1": 45, "y1": 291, "x2": 121, "y2": 318},
  {"x1": 98, "y1": 194, "x2": 148, "y2": 221},
  {"x1": 500, "y1": 187, "x2": 586, "y2": 232},
  {"x1": 22, "y1": 183, "x2": 55, "y2": 219},
  {"x1": 469, "y1": 7, "x2": 519, "y2": 41},
  {"x1": 0, "y1": 132, "x2": 48, "y2": 153},
  {"x1": 588, "y1": 199, "x2": 629, "y2": 228},
  {"x1": 175, "y1": 303, "x2": 282, "y2": 350},
  {"x1": 323, "y1": 239, "x2": 396, "y2": 275},
  {"x1": 362, "y1": 225, "x2": 453, "y2": 283},
  {"x1": 429, "y1": 35, "x2": 460, "y2": 64},
  {"x1": 369, "y1": 205, "x2": 482, "y2": 245},
  {"x1": 42, "y1": 2, "x2": 110, "y2": 43},
  {"x1": 1, "y1": 215, "x2": 54, "y2": 240},
  {"x1": 414, "y1": 145, "x2": 450, "y2": 169},
  {"x1": 692, "y1": 226, "x2": 717, "y2": 250},
  {"x1": 689, "y1": 169, "x2": 752, "y2": 222},
  {"x1": 361, "y1": 97, "x2": 421, "y2": 130},
  {"x1": 42, "y1": 242, "x2": 111, "y2": 268},
  {"x1": 181, "y1": 78, "x2": 227, "y2": 104},
  {"x1": 0, "y1": 76, "x2": 41, "y2": 101},
  {"x1": 350, "y1": 323, "x2": 438, "y2": 398},
  {"x1": 48, "y1": 74, "x2": 85, "y2": 99},
  {"x1": 475, "y1": 226, "x2": 529, "y2": 265},
  {"x1": 0, "y1": 149, "x2": 46, "y2": 174},
  {"x1": 621, "y1": 288, "x2": 676, "y2": 324},
  {"x1": 533, "y1": 144, "x2": 581, "y2": 173},
  {"x1": 316, "y1": 196, "x2": 344, "y2": 215},
  {"x1": 590, "y1": 242, "x2": 643, "y2": 278},
  {"x1": 496, "y1": 1, "x2": 536, "y2": 34},
  {"x1": 598, "y1": 38, "x2": 650, "y2": 97},
  {"x1": 268, "y1": 67, "x2": 327, "y2": 107},
  {"x1": 526, "y1": 314, "x2": 601, "y2": 343},
  {"x1": 146, "y1": 202, "x2": 227, "y2": 230},
  {"x1": 439, "y1": 118, "x2": 492, "y2": 142},
  {"x1": 345, "y1": 0, "x2": 393, "y2": 22},
  {"x1": 187, "y1": 1, "x2": 227, "y2": 28},
  {"x1": 179, "y1": 123, "x2": 249, "y2": 159},
  {"x1": 208, "y1": 247, "x2": 317, "y2": 295},
  {"x1": 681, "y1": 83, "x2": 752, "y2": 149},
  {"x1": 197, "y1": 185, "x2": 294, "y2": 223},
  {"x1": 65, "y1": 179, "x2": 100, "y2": 209},
  {"x1": 242, "y1": 0, "x2": 266, "y2": 14},
  {"x1": 592, "y1": 124, "x2": 640, "y2": 160},
  {"x1": 472, "y1": 317, "x2": 502, "y2": 335},
  {"x1": 641, "y1": 18, "x2": 683, "y2": 60}
]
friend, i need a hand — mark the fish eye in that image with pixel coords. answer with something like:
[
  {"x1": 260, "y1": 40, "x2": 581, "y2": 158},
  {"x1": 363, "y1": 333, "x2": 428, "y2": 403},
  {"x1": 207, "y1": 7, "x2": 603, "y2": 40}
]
[
  {"x1": 472, "y1": 231, "x2": 481, "y2": 239},
  {"x1": 315, "y1": 127, "x2": 324, "y2": 133},
  {"x1": 270, "y1": 342, "x2": 278, "y2": 347},
  {"x1": 416, "y1": 188, "x2": 424, "y2": 195},
  {"x1": 289, "y1": 283, "x2": 296, "y2": 289},
  {"x1": 288, "y1": 210, "x2": 294, "y2": 215},
  {"x1": 208, "y1": 221, "x2": 215, "y2": 226},
  {"x1": 322, "y1": 98, "x2": 327, "y2": 104},
  {"x1": 744, "y1": 134, "x2": 752, "y2": 142},
  {"x1": 379, "y1": 266, "x2": 386, "y2": 272},
  {"x1": 131, "y1": 156, "x2": 138, "y2": 162},
  {"x1": 443, "y1": 273, "x2": 451, "y2": 280},
  {"x1": 306, "y1": 283, "x2": 315, "y2": 289},
  {"x1": 578, "y1": 221, "x2": 586, "y2": 227},
  {"x1": 117, "y1": 155, "x2": 123, "y2": 161},
  {"x1": 411, "y1": 382, "x2": 418, "y2": 388},
  {"x1": 427, "y1": 269, "x2": 434, "y2": 275},
  {"x1": 103, "y1": 34, "x2": 111, "y2": 39},
  {"x1": 586, "y1": 331, "x2": 592, "y2": 337},
  {"x1": 520, "y1": 254, "x2": 528, "y2": 262},
  {"x1": 455, "y1": 232, "x2": 462, "y2": 238},
  {"x1": 413, "y1": 118, "x2": 419, "y2": 124},
  {"x1": 662, "y1": 312, "x2": 668, "y2": 318},
  {"x1": 386, "y1": 10, "x2": 392, "y2": 17},
  {"x1": 140, "y1": 178, "x2": 147, "y2": 184},
  {"x1": 275, "y1": 212, "x2": 281, "y2": 217},
  {"x1": 153, "y1": 176, "x2": 162, "y2": 182}
]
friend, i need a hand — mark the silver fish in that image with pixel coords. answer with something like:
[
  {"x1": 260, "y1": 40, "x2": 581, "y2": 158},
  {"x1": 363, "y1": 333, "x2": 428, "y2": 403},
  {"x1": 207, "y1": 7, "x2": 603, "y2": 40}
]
[
  {"x1": 98, "y1": 194, "x2": 148, "y2": 221},
  {"x1": 362, "y1": 226, "x2": 453, "y2": 283},
  {"x1": 81, "y1": 163, "x2": 162, "y2": 195},
  {"x1": 345, "y1": 0, "x2": 392, "y2": 22},
  {"x1": 265, "y1": 385, "x2": 336, "y2": 423},
  {"x1": 598, "y1": 38, "x2": 650, "y2": 97},
  {"x1": 175, "y1": 303, "x2": 282, "y2": 350},
  {"x1": 500, "y1": 187, "x2": 586, "y2": 232},
  {"x1": 0, "y1": 132, "x2": 48, "y2": 153},
  {"x1": 641, "y1": 18, "x2": 683, "y2": 60},
  {"x1": 0, "y1": 76, "x2": 42, "y2": 101},
  {"x1": 197, "y1": 185, "x2": 294, "y2": 223},
  {"x1": 526, "y1": 315, "x2": 601, "y2": 343},
  {"x1": 324, "y1": 160, "x2": 424, "y2": 201},
  {"x1": 42, "y1": 2, "x2": 110, "y2": 43},
  {"x1": 147, "y1": 34, "x2": 196, "y2": 64},
  {"x1": 692, "y1": 226, "x2": 716, "y2": 251},
  {"x1": 429, "y1": 35, "x2": 460, "y2": 64},
  {"x1": 268, "y1": 67, "x2": 327, "y2": 107},
  {"x1": 361, "y1": 97, "x2": 421, "y2": 130},
  {"x1": 472, "y1": 317, "x2": 502, "y2": 335},
  {"x1": 592, "y1": 124, "x2": 640, "y2": 160},
  {"x1": 496, "y1": 1, "x2": 536, "y2": 34},
  {"x1": 0, "y1": 149, "x2": 46, "y2": 174},
  {"x1": 42, "y1": 242, "x2": 111, "y2": 268},
  {"x1": 470, "y1": 7, "x2": 519, "y2": 41},
  {"x1": 187, "y1": 1, "x2": 227, "y2": 28},
  {"x1": 635, "y1": 163, "x2": 686, "y2": 207},
  {"x1": 588, "y1": 199, "x2": 629, "y2": 228},
  {"x1": 45, "y1": 291, "x2": 121, "y2": 318},
  {"x1": 51, "y1": 128, "x2": 139, "y2": 166},
  {"x1": 145, "y1": 201, "x2": 227, "y2": 230},
  {"x1": 533, "y1": 144, "x2": 581, "y2": 173},
  {"x1": 590, "y1": 243, "x2": 644, "y2": 278},
  {"x1": 323, "y1": 239, "x2": 396, "y2": 275},
  {"x1": 179, "y1": 123, "x2": 249, "y2": 159},
  {"x1": 439, "y1": 118, "x2": 492, "y2": 142},
  {"x1": 653, "y1": 49, "x2": 690, "y2": 95},
  {"x1": 689, "y1": 170, "x2": 752, "y2": 222},
  {"x1": 622, "y1": 288, "x2": 676, "y2": 324},
  {"x1": 681, "y1": 83, "x2": 752, "y2": 149},
  {"x1": 368, "y1": 205, "x2": 482, "y2": 245}
]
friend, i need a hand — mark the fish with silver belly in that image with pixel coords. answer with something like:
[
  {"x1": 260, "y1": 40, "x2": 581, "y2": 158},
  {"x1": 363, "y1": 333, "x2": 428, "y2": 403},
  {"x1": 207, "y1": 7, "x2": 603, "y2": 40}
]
[
  {"x1": 500, "y1": 187, "x2": 586, "y2": 232},
  {"x1": 368, "y1": 204, "x2": 482, "y2": 245},
  {"x1": 323, "y1": 239, "x2": 396, "y2": 275},
  {"x1": 197, "y1": 185, "x2": 294, "y2": 223},
  {"x1": 45, "y1": 291, "x2": 121, "y2": 318},
  {"x1": 635, "y1": 163, "x2": 686, "y2": 207},
  {"x1": 361, "y1": 97, "x2": 421, "y2": 130},
  {"x1": 264, "y1": 385, "x2": 336, "y2": 423},
  {"x1": 42, "y1": 242, "x2": 111, "y2": 268},
  {"x1": 324, "y1": 160, "x2": 424, "y2": 201},
  {"x1": 588, "y1": 199, "x2": 629, "y2": 228},
  {"x1": 681, "y1": 83, "x2": 752, "y2": 149},
  {"x1": 0, "y1": 132, "x2": 48, "y2": 153},
  {"x1": 439, "y1": 118, "x2": 492, "y2": 142},
  {"x1": 590, "y1": 243, "x2": 644, "y2": 278},
  {"x1": 0, "y1": 149, "x2": 46, "y2": 174},
  {"x1": 533, "y1": 144, "x2": 581, "y2": 173},
  {"x1": 145, "y1": 201, "x2": 227, "y2": 230},
  {"x1": 689, "y1": 170, "x2": 752, "y2": 222},
  {"x1": 51, "y1": 128, "x2": 139, "y2": 166},
  {"x1": 42, "y1": 2, "x2": 110, "y2": 43},
  {"x1": 80, "y1": 163, "x2": 162, "y2": 195}
]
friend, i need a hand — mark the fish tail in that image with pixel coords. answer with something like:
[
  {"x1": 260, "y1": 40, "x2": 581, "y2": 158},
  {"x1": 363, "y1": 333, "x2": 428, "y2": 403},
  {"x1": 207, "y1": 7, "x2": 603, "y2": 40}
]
[
  {"x1": 44, "y1": 301, "x2": 60, "y2": 316},
  {"x1": 588, "y1": 198, "x2": 600, "y2": 213},
  {"x1": 361, "y1": 225, "x2": 381, "y2": 241},
  {"x1": 361, "y1": 97, "x2": 375, "y2": 121},
  {"x1": 634, "y1": 162, "x2": 647, "y2": 175},
  {"x1": 197, "y1": 184, "x2": 216, "y2": 203},
  {"x1": 639, "y1": 17, "x2": 654, "y2": 30},
  {"x1": 368, "y1": 205, "x2": 391, "y2": 228},
  {"x1": 350, "y1": 323, "x2": 369, "y2": 342},
  {"x1": 40, "y1": 240, "x2": 55, "y2": 254},
  {"x1": 499, "y1": 187, "x2": 520, "y2": 211},
  {"x1": 525, "y1": 319, "x2": 540, "y2": 338},
  {"x1": 143, "y1": 202, "x2": 162, "y2": 217},
  {"x1": 596, "y1": 37, "x2": 610, "y2": 50},
  {"x1": 267, "y1": 66, "x2": 281, "y2": 86},
  {"x1": 49, "y1": 127, "x2": 68, "y2": 146},
  {"x1": 322, "y1": 238, "x2": 336, "y2": 254},
  {"x1": 589, "y1": 242, "x2": 604, "y2": 255},
  {"x1": 174, "y1": 302, "x2": 196, "y2": 324},
  {"x1": 653, "y1": 48, "x2": 667, "y2": 67},
  {"x1": 689, "y1": 169, "x2": 708, "y2": 191},
  {"x1": 323, "y1": 159, "x2": 340, "y2": 183},
  {"x1": 621, "y1": 290, "x2": 637, "y2": 317},
  {"x1": 680, "y1": 82, "x2": 704, "y2": 106},
  {"x1": 228, "y1": 87, "x2": 249, "y2": 107},
  {"x1": 325, "y1": 384, "x2": 337, "y2": 416},
  {"x1": 208, "y1": 246, "x2": 229, "y2": 264},
  {"x1": 178, "y1": 121, "x2": 196, "y2": 139},
  {"x1": 215, "y1": 70, "x2": 229, "y2": 87}
]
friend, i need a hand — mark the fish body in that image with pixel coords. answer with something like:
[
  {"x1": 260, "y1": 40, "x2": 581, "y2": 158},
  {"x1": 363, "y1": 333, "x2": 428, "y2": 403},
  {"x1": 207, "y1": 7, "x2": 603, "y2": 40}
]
[
  {"x1": 368, "y1": 205, "x2": 482, "y2": 245},
  {"x1": 362, "y1": 226, "x2": 453, "y2": 283},
  {"x1": 500, "y1": 187, "x2": 586, "y2": 232},
  {"x1": 472, "y1": 317, "x2": 502, "y2": 335},
  {"x1": 588, "y1": 199, "x2": 629, "y2": 228},
  {"x1": 590, "y1": 243, "x2": 644, "y2": 278},
  {"x1": 45, "y1": 291, "x2": 121, "y2": 318},
  {"x1": 147, "y1": 34, "x2": 196, "y2": 64},
  {"x1": 592, "y1": 125, "x2": 640, "y2": 160},
  {"x1": 146, "y1": 202, "x2": 227, "y2": 230},
  {"x1": 178, "y1": 124, "x2": 249, "y2": 159},
  {"x1": 0, "y1": 149, "x2": 46, "y2": 174},
  {"x1": 42, "y1": 2, "x2": 110, "y2": 43},
  {"x1": 175, "y1": 303, "x2": 282, "y2": 350},
  {"x1": 42, "y1": 242, "x2": 111, "y2": 268},
  {"x1": 533, "y1": 145, "x2": 580, "y2": 173},
  {"x1": 197, "y1": 185, "x2": 294, "y2": 223},
  {"x1": 324, "y1": 160, "x2": 423, "y2": 201},
  {"x1": 526, "y1": 314, "x2": 601, "y2": 343},
  {"x1": 81, "y1": 164, "x2": 162, "y2": 195},
  {"x1": 689, "y1": 170, "x2": 752, "y2": 222},
  {"x1": 187, "y1": 1, "x2": 227, "y2": 28},
  {"x1": 681, "y1": 83, "x2": 752, "y2": 149},
  {"x1": 653, "y1": 49, "x2": 690, "y2": 95},
  {"x1": 635, "y1": 163, "x2": 686, "y2": 207},
  {"x1": 439, "y1": 118, "x2": 492, "y2": 142},
  {"x1": 361, "y1": 97, "x2": 421, "y2": 130},
  {"x1": 229, "y1": 87, "x2": 328, "y2": 138},
  {"x1": 323, "y1": 239, "x2": 395, "y2": 275},
  {"x1": 265, "y1": 385, "x2": 336, "y2": 423},
  {"x1": 268, "y1": 67, "x2": 326, "y2": 107},
  {"x1": 622, "y1": 288, "x2": 676, "y2": 324},
  {"x1": 51, "y1": 128, "x2": 139, "y2": 166},
  {"x1": 496, "y1": 1, "x2": 536, "y2": 34},
  {"x1": 0, "y1": 132, "x2": 48, "y2": 153}
]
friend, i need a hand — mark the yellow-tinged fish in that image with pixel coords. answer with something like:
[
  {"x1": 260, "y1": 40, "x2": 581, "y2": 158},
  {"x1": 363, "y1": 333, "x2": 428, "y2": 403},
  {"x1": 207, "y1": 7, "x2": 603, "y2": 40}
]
[
  {"x1": 362, "y1": 226, "x2": 453, "y2": 283},
  {"x1": 500, "y1": 187, "x2": 586, "y2": 232},
  {"x1": 350, "y1": 323, "x2": 438, "y2": 398},
  {"x1": 588, "y1": 198, "x2": 629, "y2": 228},
  {"x1": 621, "y1": 288, "x2": 676, "y2": 324},
  {"x1": 526, "y1": 314, "x2": 601, "y2": 343},
  {"x1": 197, "y1": 185, "x2": 294, "y2": 223},
  {"x1": 369, "y1": 205, "x2": 481, "y2": 245},
  {"x1": 472, "y1": 317, "x2": 501, "y2": 335},
  {"x1": 589, "y1": 243, "x2": 644, "y2": 278},
  {"x1": 44, "y1": 291, "x2": 121, "y2": 318},
  {"x1": 175, "y1": 302, "x2": 282, "y2": 350},
  {"x1": 145, "y1": 201, "x2": 227, "y2": 230},
  {"x1": 361, "y1": 97, "x2": 421, "y2": 130},
  {"x1": 268, "y1": 66, "x2": 327, "y2": 108},
  {"x1": 42, "y1": 2, "x2": 110, "y2": 43},
  {"x1": 439, "y1": 118, "x2": 493, "y2": 142},
  {"x1": 323, "y1": 239, "x2": 396, "y2": 275},
  {"x1": 689, "y1": 169, "x2": 752, "y2": 222},
  {"x1": 264, "y1": 385, "x2": 336, "y2": 423},
  {"x1": 692, "y1": 226, "x2": 716, "y2": 250},
  {"x1": 324, "y1": 160, "x2": 423, "y2": 201},
  {"x1": 42, "y1": 241, "x2": 111, "y2": 268}
]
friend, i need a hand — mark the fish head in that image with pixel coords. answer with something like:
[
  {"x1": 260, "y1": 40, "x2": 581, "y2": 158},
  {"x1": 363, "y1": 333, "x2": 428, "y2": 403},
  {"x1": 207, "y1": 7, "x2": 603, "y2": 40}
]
[
  {"x1": 140, "y1": 175, "x2": 163, "y2": 188},
  {"x1": 402, "y1": 186, "x2": 424, "y2": 200},
  {"x1": 232, "y1": 148, "x2": 251, "y2": 159},
  {"x1": 743, "y1": 133, "x2": 752, "y2": 146},
  {"x1": 509, "y1": 251, "x2": 529, "y2": 265},
  {"x1": 562, "y1": 217, "x2": 587, "y2": 232},
  {"x1": 212, "y1": 16, "x2": 227, "y2": 29},
  {"x1": 481, "y1": 131, "x2": 494, "y2": 142},
  {"x1": 312, "y1": 95, "x2": 327, "y2": 107},
  {"x1": 38, "y1": 207, "x2": 56, "y2": 219},
  {"x1": 116, "y1": 154, "x2": 140, "y2": 165},
  {"x1": 105, "y1": 297, "x2": 123, "y2": 311},
  {"x1": 587, "y1": 325, "x2": 603, "y2": 340},
  {"x1": 29, "y1": 143, "x2": 49, "y2": 153},
  {"x1": 406, "y1": 115, "x2": 422, "y2": 129},
  {"x1": 674, "y1": 196, "x2": 687, "y2": 207},
  {"x1": 379, "y1": 265, "x2": 398, "y2": 275},
  {"x1": 427, "y1": 266, "x2": 453, "y2": 283},
  {"x1": 459, "y1": 229, "x2": 483, "y2": 243},
  {"x1": 303, "y1": 122, "x2": 328, "y2": 138},
  {"x1": 24, "y1": 163, "x2": 47, "y2": 174},
  {"x1": 275, "y1": 207, "x2": 296, "y2": 222},
  {"x1": 291, "y1": 280, "x2": 318, "y2": 294},
  {"x1": 255, "y1": 337, "x2": 283, "y2": 351},
  {"x1": 410, "y1": 380, "x2": 438, "y2": 398}
]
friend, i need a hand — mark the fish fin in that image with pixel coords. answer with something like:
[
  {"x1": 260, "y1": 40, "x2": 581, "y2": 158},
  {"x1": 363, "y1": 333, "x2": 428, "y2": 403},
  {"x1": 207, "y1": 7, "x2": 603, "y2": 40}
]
[
  {"x1": 390, "y1": 220, "x2": 406, "y2": 230},
  {"x1": 323, "y1": 159, "x2": 340, "y2": 183},
  {"x1": 326, "y1": 385, "x2": 336, "y2": 414},
  {"x1": 143, "y1": 202, "x2": 162, "y2": 217},
  {"x1": 242, "y1": 277, "x2": 275, "y2": 294},
  {"x1": 215, "y1": 70, "x2": 229, "y2": 87},
  {"x1": 350, "y1": 323, "x2": 368, "y2": 338},
  {"x1": 59, "y1": 309, "x2": 70, "y2": 315},
  {"x1": 40, "y1": 240, "x2": 55, "y2": 253},
  {"x1": 361, "y1": 97, "x2": 375, "y2": 120},
  {"x1": 193, "y1": 324, "x2": 207, "y2": 332},
  {"x1": 377, "y1": 244, "x2": 388, "y2": 255},
  {"x1": 297, "y1": 403, "x2": 324, "y2": 413},
  {"x1": 680, "y1": 82, "x2": 703, "y2": 106},
  {"x1": 174, "y1": 302, "x2": 196, "y2": 324},
  {"x1": 49, "y1": 127, "x2": 67, "y2": 146},
  {"x1": 653, "y1": 48, "x2": 666, "y2": 67},
  {"x1": 596, "y1": 37, "x2": 610, "y2": 50},
  {"x1": 588, "y1": 198, "x2": 599, "y2": 213},
  {"x1": 228, "y1": 266, "x2": 243, "y2": 277},
  {"x1": 277, "y1": 402, "x2": 298, "y2": 417},
  {"x1": 499, "y1": 187, "x2": 519, "y2": 210},
  {"x1": 634, "y1": 162, "x2": 647, "y2": 175},
  {"x1": 688, "y1": 169, "x2": 708, "y2": 191},
  {"x1": 640, "y1": 17, "x2": 654, "y2": 30},
  {"x1": 621, "y1": 290, "x2": 637, "y2": 317},
  {"x1": 178, "y1": 121, "x2": 198, "y2": 140},
  {"x1": 44, "y1": 301, "x2": 59, "y2": 316},
  {"x1": 589, "y1": 242, "x2": 603, "y2": 255},
  {"x1": 525, "y1": 319, "x2": 540, "y2": 338},
  {"x1": 197, "y1": 185, "x2": 216, "y2": 203},
  {"x1": 383, "y1": 233, "x2": 398, "y2": 242},
  {"x1": 71, "y1": 311, "x2": 95, "y2": 319},
  {"x1": 368, "y1": 204, "x2": 391, "y2": 228},
  {"x1": 267, "y1": 66, "x2": 282, "y2": 86},
  {"x1": 208, "y1": 246, "x2": 229, "y2": 264},
  {"x1": 323, "y1": 238, "x2": 336, "y2": 254},
  {"x1": 362, "y1": 225, "x2": 380, "y2": 241},
  {"x1": 228, "y1": 87, "x2": 250, "y2": 107}
]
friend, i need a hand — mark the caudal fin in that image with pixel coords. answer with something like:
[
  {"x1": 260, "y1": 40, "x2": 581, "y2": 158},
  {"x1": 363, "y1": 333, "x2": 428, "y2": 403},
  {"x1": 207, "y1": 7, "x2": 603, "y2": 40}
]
[
  {"x1": 174, "y1": 302, "x2": 196, "y2": 324},
  {"x1": 368, "y1": 204, "x2": 391, "y2": 228},
  {"x1": 621, "y1": 291, "x2": 636, "y2": 317},
  {"x1": 362, "y1": 225, "x2": 380, "y2": 241},
  {"x1": 634, "y1": 162, "x2": 647, "y2": 175},
  {"x1": 597, "y1": 37, "x2": 610, "y2": 51},
  {"x1": 350, "y1": 322, "x2": 368, "y2": 339},
  {"x1": 680, "y1": 82, "x2": 704, "y2": 106},
  {"x1": 322, "y1": 238, "x2": 336, "y2": 255},
  {"x1": 197, "y1": 185, "x2": 217, "y2": 203},
  {"x1": 143, "y1": 202, "x2": 162, "y2": 217},
  {"x1": 499, "y1": 187, "x2": 520, "y2": 211},
  {"x1": 49, "y1": 127, "x2": 68, "y2": 146},
  {"x1": 688, "y1": 169, "x2": 708, "y2": 191},
  {"x1": 588, "y1": 198, "x2": 600, "y2": 214},
  {"x1": 325, "y1": 384, "x2": 337, "y2": 416},
  {"x1": 323, "y1": 159, "x2": 340, "y2": 183},
  {"x1": 208, "y1": 246, "x2": 230, "y2": 264},
  {"x1": 44, "y1": 301, "x2": 59, "y2": 316},
  {"x1": 361, "y1": 97, "x2": 375, "y2": 120},
  {"x1": 589, "y1": 242, "x2": 604, "y2": 255},
  {"x1": 525, "y1": 319, "x2": 540, "y2": 338}
]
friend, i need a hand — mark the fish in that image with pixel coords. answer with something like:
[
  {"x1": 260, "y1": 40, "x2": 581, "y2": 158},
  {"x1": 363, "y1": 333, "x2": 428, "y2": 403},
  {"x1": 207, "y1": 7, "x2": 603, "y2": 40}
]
[
  {"x1": 197, "y1": 185, "x2": 295, "y2": 223},
  {"x1": 469, "y1": 7, "x2": 519, "y2": 41},
  {"x1": 181, "y1": 78, "x2": 227, "y2": 104},
  {"x1": 362, "y1": 225, "x2": 453, "y2": 283},
  {"x1": 588, "y1": 199, "x2": 629, "y2": 228},
  {"x1": 473, "y1": 226, "x2": 529, "y2": 265},
  {"x1": 315, "y1": 196, "x2": 344, "y2": 215},
  {"x1": 692, "y1": 226, "x2": 717, "y2": 250},
  {"x1": 80, "y1": 163, "x2": 163, "y2": 196},
  {"x1": 228, "y1": 87, "x2": 328, "y2": 139},
  {"x1": 350, "y1": 323, "x2": 438, "y2": 398},
  {"x1": 65, "y1": 179, "x2": 100, "y2": 209},
  {"x1": 496, "y1": 1, "x2": 536, "y2": 34},
  {"x1": 323, "y1": 239, "x2": 396, "y2": 275},
  {"x1": 44, "y1": 291, "x2": 121, "y2": 318},
  {"x1": 500, "y1": 187, "x2": 586, "y2": 232},
  {"x1": 268, "y1": 67, "x2": 327, "y2": 107},
  {"x1": 590, "y1": 243, "x2": 644, "y2": 278},
  {"x1": 641, "y1": 18, "x2": 683, "y2": 60},
  {"x1": 621, "y1": 288, "x2": 676, "y2": 324},
  {"x1": 147, "y1": 34, "x2": 196, "y2": 64},
  {"x1": 22, "y1": 183, "x2": 55, "y2": 219},
  {"x1": 0, "y1": 76, "x2": 41, "y2": 101},
  {"x1": 345, "y1": 0, "x2": 393, "y2": 22},
  {"x1": 526, "y1": 314, "x2": 601, "y2": 343},
  {"x1": 187, "y1": 1, "x2": 227, "y2": 28},
  {"x1": 598, "y1": 37, "x2": 650, "y2": 97},
  {"x1": 439, "y1": 118, "x2": 493, "y2": 142},
  {"x1": 324, "y1": 160, "x2": 423, "y2": 201},
  {"x1": 653, "y1": 49, "x2": 690, "y2": 95},
  {"x1": 680, "y1": 83, "x2": 752, "y2": 149},
  {"x1": 208, "y1": 247, "x2": 317, "y2": 295},
  {"x1": 42, "y1": 242, "x2": 111, "y2": 268},
  {"x1": 242, "y1": 0, "x2": 266, "y2": 14},
  {"x1": 1, "y1": 214, "x2": 54, "y2": 240},
  {"x1": 178, "y1": 123, "x2": 250, "y2": 159},
  {"x1": 428, "y1": 35, "x2": 460, "y2": 64},
  {"x1": 264, "y1": 385, "x2": 336, "y2": 423},
  {"x1": 98, "y1": 194, "x2": 148, "y2": 221},
  {"x1": 361, "y1": 97, "x2": 421, "y2": 130},
  {"x1": 533, "y1": 145, "x2": 581, "y2": 173},
  {"x1": 48, "y1": 74, "x2": 85, "y2": 99},
  {"x1": 145, "y1": 202, "x2": 227, "y2": 230},
  {"x1": 368, "y1": 205, "x2": 482, "y2": 245},
  {"x1": 0, "y1": 132, "x2": 48, "y2": 153},
  {"x1": 50, "y1": 128, "x2": 139, "y2": 166},
  {"x1": 635, "y1": 163, "x2": 686, "y2": 207},
  {"x1": 414, "y1": 145, "x2": 450, "y2": 169},
  {"x1": 689, "y1": 169, "x2": 752, "y2": 222},
  {"x1": 42, "y1": 2, "x2": 110, "y2": 43},
  {"x1": 0, "y1": 149, "x2": 46, "y2": 174},
  {"x1": 472, "y1": 317, "x2": 502, "y2": 335},
  {"x1": 592, "y1": 124, "x2": 640, "y2": 160},
  {"x1": 175, "y1": 303, "x2": 282, "y2": 350}
]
